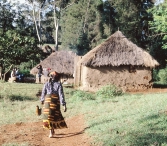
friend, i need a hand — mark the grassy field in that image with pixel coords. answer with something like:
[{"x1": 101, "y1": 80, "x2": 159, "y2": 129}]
[{"x1": 1, "y1": 83, "x2": 167, "y2": 146}]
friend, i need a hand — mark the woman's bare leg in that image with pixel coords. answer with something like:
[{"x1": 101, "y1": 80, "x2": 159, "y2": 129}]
[
  {"x1": 51, "y1": 128, "x2": 55, "y2": 135},
  {"x1": 49, "y1": 128, "x2": 55, "y2": 138},
  {"x1": 49, "y1": 130, "x2": 53, "y2": 138}
]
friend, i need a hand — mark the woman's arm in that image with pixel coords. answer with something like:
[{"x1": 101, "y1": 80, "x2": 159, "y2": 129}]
[
  {"x1": 58, "y1": 83, "x2": 66, "y2": 106},
  {"x1": 40, "y1": 83, "x2": 47, "y2": 103}
]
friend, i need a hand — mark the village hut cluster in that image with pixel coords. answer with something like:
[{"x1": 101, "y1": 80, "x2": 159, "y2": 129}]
[{"x1": 30, "y1": 31, "x2": 159, "y2": 92}]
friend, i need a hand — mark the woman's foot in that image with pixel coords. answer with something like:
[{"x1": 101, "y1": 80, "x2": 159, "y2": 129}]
[
  {"x1": 49, "y1": 134, "x2": 53, "y2": 138},
  {"x1": 49, "y1": 129, "x2": 55, "y2": 138}
]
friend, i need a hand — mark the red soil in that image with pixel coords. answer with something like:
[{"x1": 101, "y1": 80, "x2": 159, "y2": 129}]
[
  {"x1": 127, "y1": 88, "x2": 167, "y2": 94},
  {"x1": 0, "y1": 115, "x2": 91, "y2": 146}
]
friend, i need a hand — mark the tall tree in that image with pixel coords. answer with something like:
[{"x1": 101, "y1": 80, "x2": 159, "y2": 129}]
[
  {"x1": 148, "y1": 0, "x2": 167, "y2": 67},
  {"x1": 46, "y1": 0, "x2": 76, "y2": 51},
  {"x1": 0, "y1": 0, "x2": 42, "y2": 79},
  {"x1": 60, "y1": 0, "x2": 104, "y2": 55},
  {"x1": 105, "y1": 0, "x2": 141, "y2": 44},
  {"x1": 27, "y1": 0, "x2": 47, "y2": 47},
  {"x1": 102, "y1": 1, "x2": 117, "y2": 37}
]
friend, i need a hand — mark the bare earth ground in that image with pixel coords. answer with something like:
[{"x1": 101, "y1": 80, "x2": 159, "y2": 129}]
[
  {"x1": 1, "y1": 88, "x2": 167, "y2": 146},
  {"x1": 0, "y1": 115, "x2": 91, "y2": 146},
  {"x1": 127, "y1": 88, "x2": 167, "y2": 94}
]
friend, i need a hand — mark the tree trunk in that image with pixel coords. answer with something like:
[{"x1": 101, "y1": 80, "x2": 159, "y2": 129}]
[
  {"x1": 55, "y1": 19, "x2": 59, "y2": 51},
  {"x1": 54, "y1": 1, "x2": 59, "y2": 51},
  {"x1": 32, "y1": 1, "x2": 41, "y2": 45},
  {"x1": 2, "y1": 64, "x2": 13, "y2": 81},
  {"x1": 83, "y1": 0, "x2": 90, "y2": 33}
]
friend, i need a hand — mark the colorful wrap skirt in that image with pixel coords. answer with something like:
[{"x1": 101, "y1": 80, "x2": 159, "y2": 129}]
[{"x1": 42, "y1": 94, "x2": 67, "y2": 130}]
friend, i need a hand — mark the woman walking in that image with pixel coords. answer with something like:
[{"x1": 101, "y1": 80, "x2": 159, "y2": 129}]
[{"x1": 40, "y1": 71, "x2": 67, "y2": 138}]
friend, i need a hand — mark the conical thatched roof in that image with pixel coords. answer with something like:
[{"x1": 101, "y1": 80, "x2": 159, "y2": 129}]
[
  {"x1": 79, "y1": 31, "x2": 159, "y2": 68},
  {"x1": 30, "y1": 50, "x2": 76, "y2": 75}
]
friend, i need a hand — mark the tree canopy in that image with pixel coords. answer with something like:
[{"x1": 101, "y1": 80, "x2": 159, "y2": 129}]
[
  {"x1": 148, "y1": 0, "x2": 167, "y2": 67},
  {"x1": 0, "y1": 0, "x2": 167, "y2": 77},
  {"x1": 0, "y1": 0, "x2": 42, "y2": 73}
]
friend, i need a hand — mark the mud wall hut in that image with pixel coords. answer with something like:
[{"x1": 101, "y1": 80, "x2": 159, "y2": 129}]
[
  {"x1": 30, "y1": 50, "x2": 76, "y2": 84},
  {"x1": 74, "y1": 31, "x2": 159, "y2": 92}
]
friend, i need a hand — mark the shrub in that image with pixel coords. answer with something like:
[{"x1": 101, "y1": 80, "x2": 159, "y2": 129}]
[
  {"x1": 70, "y1": 90, "x2": 95, "y2": 101},
  {"x1": 157, "y1": 67, "x2": 167, "y2": 84},
  {"x1": 152, "y1": 69, "x2": 160, "y2": 82},
  {"x1": 96, "y1": 84, "x2": 123, "y2": 98}
]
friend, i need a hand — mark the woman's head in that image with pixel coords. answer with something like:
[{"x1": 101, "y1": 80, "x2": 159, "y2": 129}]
[{"x1": 49, "y1": 71, "x2": 60, "y2": 81}]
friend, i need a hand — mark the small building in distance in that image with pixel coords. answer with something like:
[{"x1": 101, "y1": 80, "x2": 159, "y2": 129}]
[{"x1": 30, "y1": 50, "x2": 76, "y2": 85}]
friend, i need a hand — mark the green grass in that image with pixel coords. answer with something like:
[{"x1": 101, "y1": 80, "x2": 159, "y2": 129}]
[
  {"x1": 1, "y1": 83, "x2": 167, "y2": 146},
  {"x1": 66, "y1": 89, "x2": 167, "y2": 146}
]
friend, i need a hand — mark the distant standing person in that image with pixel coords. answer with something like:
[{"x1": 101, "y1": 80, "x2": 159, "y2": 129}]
[
  {"x1": 40, "y1": 71, "x2": 67, "y2": 138},
  {"x1": 36, "y1": 64, "x2": 43, "y2": 83}
]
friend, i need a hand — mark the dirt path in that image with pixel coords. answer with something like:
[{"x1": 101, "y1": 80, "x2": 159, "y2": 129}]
[
  {"x1": 0, "y1": 115, "x2": 91, "y2": 146},
  {"x1": 127, "y1": 88, "x2": 167, "y2": 94}
]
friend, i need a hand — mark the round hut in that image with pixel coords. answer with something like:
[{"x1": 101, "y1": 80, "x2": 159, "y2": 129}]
[
  {"x1": 30, "y1": 50, "x2": 76, "y2": 85},
  {"x1": 74, "y1": 31, "x2": 159, "y2": 92}
]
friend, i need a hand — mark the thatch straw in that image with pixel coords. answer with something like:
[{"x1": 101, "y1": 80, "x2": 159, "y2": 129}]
[
  {"x1": 79, "y1": 31, "x2": 159, "y2": 68},
  {"x1": 30, "y1": 50, "x2": 76, "y2": 75}
]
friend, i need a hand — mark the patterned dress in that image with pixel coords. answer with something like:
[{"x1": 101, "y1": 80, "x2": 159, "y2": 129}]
[{"x1": 40, "y1": 80, "x2": 67, "y2": 130}]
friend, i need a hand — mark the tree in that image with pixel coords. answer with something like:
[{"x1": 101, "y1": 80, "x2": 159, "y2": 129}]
[
  {"x1": 102, "y1": 1, "x2": 117, "y2": 37},
  {"x1": 46, "y1": 0, "x2": 76, "y2": 51},
  {"x1": 60, "y1": 0, "x2": 104, "y2": 55},
  {"x1": 104, "y1": 0, "x2": 141, "y2": 45},
  {"x1": 148, "y1": 0, "x2": 167, "y2": 67},
  {"x1": 137, "y1": 0, "x2": 154, "y2": 49},
  {"x1": 0, "y1": 1, "x2": 42, "y2": 80},
  {"x1": 25, "y1": 0, "x2": 48, "y2": 47}
]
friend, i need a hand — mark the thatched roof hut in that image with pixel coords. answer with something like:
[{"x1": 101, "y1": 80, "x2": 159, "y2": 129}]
[
  {"x1": 79, "y1": 30, "x2": 159, "y2": 68},
  {"x1": 75, "y1": 31, "x2": 159, "y2": 92},
  {"x1": 30, "y1": 50, "x2": 76, "y2": 75}
]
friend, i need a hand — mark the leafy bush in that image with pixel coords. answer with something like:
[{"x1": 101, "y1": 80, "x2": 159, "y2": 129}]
[
  {"x1": 152, "y1": 68, "x2": 160, "y2": 82},
  {"x1": 20, "y1": 70, "x2": 34, "y2": 77},
  {"x1": 96, "y1": 84, "x2": 123, "y2": 98},
  {"x1": 19, "y1": 61, "x2": 31, "y2": 70},
  {"x1": 157, "y1": 67, "x2": 167, "y2": 84},
  {"x1": 70, "y1": 90, "x2": 95, "y2": 101},
  {"x1": 19, "y1": 61, "x2": 35, "y2": 77}
]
